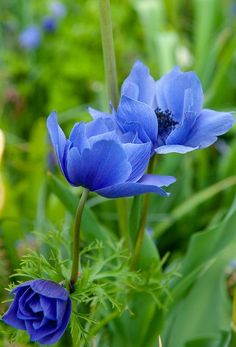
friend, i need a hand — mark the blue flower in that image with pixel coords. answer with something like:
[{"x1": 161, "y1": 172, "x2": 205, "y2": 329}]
[
  {"x1": 42, "y1": 16, "x2": 57, "y2": 33},
  {"x1": 19, "y1": 25, "x2": 41, "y2": 49},
  {"x1": 2, "y1": 279, "x2": 71, "y2": 345},
  {"x1": 47, "y1": 112, "x2": 175, "y2": 198},
  {"x1": 49, "y1": 1, "x2": 67, "y2": 19},
  {"x1": 90, "y1": 61, "x2": 234, "y2": 154}
]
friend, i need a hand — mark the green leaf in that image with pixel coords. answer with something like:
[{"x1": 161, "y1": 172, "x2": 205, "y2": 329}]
[
  {"x1": 113, "y1": 293, "x2": 159, "y2": 347},
  {"x1": 111, "y1": 196, "x2": 162, "y2": 347},
  {"x1": 163, "y1": 247, "x2": 233, "y2": 347},
  {"x1": 154, "y1": 176, "x2": 236, "y2": 238},
  {"x1": 162, "y1": 199, "x2": 236, "y2": 346},
  {"x1": 194, "y1": 0, "x2": 219, "y2": 77},
  {"x1": 172, "y1": 198, "x2": 236, "y2": 300},
  {"x1": 185, "y1": 333, "x2": 231, "y2": 347}
]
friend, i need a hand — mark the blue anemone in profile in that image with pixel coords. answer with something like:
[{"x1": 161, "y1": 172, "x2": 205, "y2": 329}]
[
  {"x1": 47, "y1": 112, "x2": 175, "y2": 198},
  {"x1": 19, "y1": 25, "x2": 41, "y2": 49},
  {"x1": 90, "y1": 61, "x2": 234, "y2": 154}
]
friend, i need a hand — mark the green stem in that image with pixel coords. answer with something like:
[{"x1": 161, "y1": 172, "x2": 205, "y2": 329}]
[
  {"x1": 69, "y1": 188, "x2": 89, "y2": 291},
  {"x1": 116, "y1": 199, "x2": 129, "y2": 248},
  {"x1": 98, "y1": 0, "x2": 129, "y2": 247},
  {"x1": 98, "y1": 0, "x2": 119, "y2": 108},
  {"x1": 131, "y1": 156, "x2": 155, "y2": 269}
]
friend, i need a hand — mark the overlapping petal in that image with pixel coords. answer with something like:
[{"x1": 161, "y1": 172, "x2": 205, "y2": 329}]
[
  {"x1": 30, "y1": 280, "x2": 69, "y2": 300},
  {"x1": 183, "y1": 109, "x2": 234, "y2": 148},
  {"x1": 121, "y1": 60, "x2": 155, "y2": 106},
  {"x1": 2, "y1": 279, "x2": 71, "y2": 345},
  {"x1": 66, "y1": 140, "x2": 132, "y2": 189},
  {"x1": 96, "y1": 174, "x2": 176, "y2": 198},
  {"x1": 2, "y1": 289, "x2": 26, "y2": 329},
  {"x1": 117, "y1": 61, "x2": 234, "y2": 154},
  {"x1": 47, "y1": 112, "x2": 66, "y2": 171},
  {"x1": 156, "y1": 67, "x2": 203, "y2": 123},
  {"x1": 117, "y1": 96, "x2": 158, "y2": 144},
  {"x1": 47, "y1": 112, "x2": 175, "y2": 197},
  {"x1": 123, "y1": 142, "x2": 152, "y2": 182}
]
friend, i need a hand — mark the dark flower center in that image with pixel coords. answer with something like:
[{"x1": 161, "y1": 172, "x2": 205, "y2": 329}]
[{"x1": 155, "y1": 108, "x2": 178, "y2": 145}]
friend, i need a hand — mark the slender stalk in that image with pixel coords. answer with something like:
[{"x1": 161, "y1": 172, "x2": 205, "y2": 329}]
[
  {"x1": 98, "y1": 0, "x2": 129, "y2": 246},
  {"x1": 98, "y1": 0, "x2": 119, "y2": 108},
  {"x1": 69, "y1": 188, "x2": 89, "y2": 291},
  {"x1": 131, "y1": 156, "x2": 155, "y2": 269}
]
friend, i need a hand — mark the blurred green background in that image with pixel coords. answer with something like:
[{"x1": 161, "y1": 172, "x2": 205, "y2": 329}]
[{"x1": 0, "y1": 0, "x2": 236, "y2": 345}]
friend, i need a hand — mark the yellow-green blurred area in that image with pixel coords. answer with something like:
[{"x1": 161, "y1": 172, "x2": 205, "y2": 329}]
[{"x1": 0, "y1": 1, "x2": 236, "y2": 344}]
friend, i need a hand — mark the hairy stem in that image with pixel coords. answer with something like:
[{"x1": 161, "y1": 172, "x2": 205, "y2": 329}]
[{"x1": 69, "y1": 188, "x2": 89, "y2": 291}]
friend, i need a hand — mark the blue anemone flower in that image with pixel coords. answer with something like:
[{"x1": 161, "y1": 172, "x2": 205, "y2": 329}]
[
  {"x1": 49, "y1": 1, "x2": 67, "y2": 19},
  {"x1": 19, "y1": 25, "x2": 41, "y2": 49},
  {"x1": 42, "y1": 16, "x2": 57, "y2": 33},
  {"x1": 90, "y1": 61, "x2": 234, "y2": 154},
  {"x1": 2, "y1": 279, "x2": 71, "y2": 345},
  {"x1": 47, "y1": 112, "x2": 175, "y2": 198}
]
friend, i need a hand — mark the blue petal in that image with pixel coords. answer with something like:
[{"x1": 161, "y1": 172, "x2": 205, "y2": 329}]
[
  {"x1": 117, "y1": 96, "x2": 158, "y2": 144},
  {"x1": 121, "y1": 61, "x2": 156, "y2": 106},
  {"x1": 68, "y1": 122, "x2": 89, "y2": 153},
  {"x1": 30, "y1": 280, "x2": 69, "y2": 301},
  {"x1": 183, "y1": 109, "x2": 234, "y2": 148},
  {"x1": 32, "y1": 316, "x2": 48, "y2": 330},
  {"x1": 66, "y1": 140, "x2": 132, "y2": 190},
  {"x1": 56, "y1": 299, "x2": 67, "y2": 320},
  {"x1": 95, "y1": 174, "x2": 176, "y2": 198},
  {"x1": 37, "y1": 300, "x2": 71, "y2": 345},
  {"x1": 17, "y1": 288, "x2": 35, "y2": 319},
  {"x1": 40, "y1": 296, "x2": 57, "y2": 320},
  {"x1": 2, "y1": 288, "x2": 26, "y2": 330},
  {"x1": 156, "y1": 67, "x2": 203, "y2": 123},
  {"x1": 155, "y1": 144, "x2": 197, "y2": 154},
  {"x1": 29, "y1": 295, "x2": 42, "y2": 313},
  {"x1": 119, "y1": 121, "x2": 151, "y2": 143},
  {"x1": 64, "y1": 147, "x2": 84, "y2": 185},
  {"x1": 123, "y1": 142, "x2": 151, "y2": 181},
  {"x1": 88, "y1": 107, "x2": 111, "y2": 120},
  {"x1": 25, "y1": 298, "x2": 71, "y2": 344},
  {"x1": 165, "y1": 111, "x2": 197, "y2": 146},
  {"x1": 47, "y1": 112, "x2": 66, "y2": 172},
  {"x1": 156, "y1": 66, "x2": 181, "y2": 111},
  {"x1": 121, "y1": 81, "x2": 139, "y2": 101},
  {"x1": 25, "y1": 318, "x2": 57, "y2": 342},
  {"x1": 11, "y1": 281, "x2": 32, "y2": 293},
  {"x1": 119, "y1": 131, "x2": 142, "y2": 144},
  {"x1": 88, "y1": 130, "x2": 119, "y2": 147},
  {"x1": 85, "y1": 117, "x2": 115, "y2": 138}
]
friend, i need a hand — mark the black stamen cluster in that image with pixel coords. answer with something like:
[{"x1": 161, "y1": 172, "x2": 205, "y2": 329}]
[{"x1": 155, "y1": 108, "x2": 178, "y2": 138}]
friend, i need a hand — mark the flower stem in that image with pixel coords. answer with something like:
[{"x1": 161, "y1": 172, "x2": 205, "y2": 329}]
[
  {"x1": 69, "y1": 188, "x2": 89, "y2": 292},
  {"x1": 98, "y1": 0, "x2": 119, "y2": 108},
  {"x1": 131, "y1": 156, "x2": 155, "y2": 269},
  {"x1": 98, "y1": 0, "x2": 129, "y2": 248}
]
